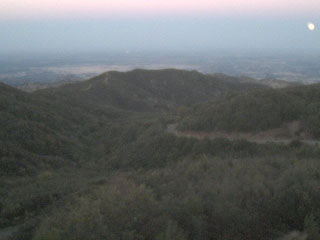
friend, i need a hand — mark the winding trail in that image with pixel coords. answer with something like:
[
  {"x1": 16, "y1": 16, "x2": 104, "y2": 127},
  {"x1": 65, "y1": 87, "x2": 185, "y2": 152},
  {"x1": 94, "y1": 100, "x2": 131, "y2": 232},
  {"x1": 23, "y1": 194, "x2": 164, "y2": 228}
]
[{"x1": 167, "y1": 124, "x2": 320, "y2": 146}]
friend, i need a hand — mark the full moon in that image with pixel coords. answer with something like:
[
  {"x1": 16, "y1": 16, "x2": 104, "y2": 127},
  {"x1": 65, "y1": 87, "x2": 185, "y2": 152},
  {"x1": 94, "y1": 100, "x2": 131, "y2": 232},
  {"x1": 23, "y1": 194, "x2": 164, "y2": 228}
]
[{"x1": 307, "y1": 22, "x2": 315, "y2": 31}]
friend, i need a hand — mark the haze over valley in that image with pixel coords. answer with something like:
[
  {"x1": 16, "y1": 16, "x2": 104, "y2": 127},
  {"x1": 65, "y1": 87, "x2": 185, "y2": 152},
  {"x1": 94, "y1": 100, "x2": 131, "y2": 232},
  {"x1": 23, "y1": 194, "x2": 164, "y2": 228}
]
[{"x1": 2, "y1": 50, "x2": 320, "y2": 92}]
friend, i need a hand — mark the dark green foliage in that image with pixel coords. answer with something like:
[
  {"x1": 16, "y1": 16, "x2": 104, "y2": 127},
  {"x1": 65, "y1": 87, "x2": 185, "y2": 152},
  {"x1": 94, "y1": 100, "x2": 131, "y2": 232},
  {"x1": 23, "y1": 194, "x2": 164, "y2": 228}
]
[
  {"x1": 38, "y1": 69, "x2": 263, "y2": 112},
  {"x1": 0, "y1": 69, "x2": 263, "y2": 175},
  {"x1": 26, "y1": 155, "x2": 320, "y2": 240},
  {"x1": 178, "y1": 84, "x2": 320, "y2": 138},
  {"x1": 2, "y1": 70, "x2": 320, "y2": 240},
  {"x1": 33, "y1": 178, "x2": 169, "y2": 240}
]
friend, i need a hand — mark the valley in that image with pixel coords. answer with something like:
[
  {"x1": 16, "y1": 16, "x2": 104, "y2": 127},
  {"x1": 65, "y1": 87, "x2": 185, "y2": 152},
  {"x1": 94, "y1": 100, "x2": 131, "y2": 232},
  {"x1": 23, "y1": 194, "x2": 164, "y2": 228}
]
[{"x1": 1, "y1": 69, "x2": 320, "y2": 240}]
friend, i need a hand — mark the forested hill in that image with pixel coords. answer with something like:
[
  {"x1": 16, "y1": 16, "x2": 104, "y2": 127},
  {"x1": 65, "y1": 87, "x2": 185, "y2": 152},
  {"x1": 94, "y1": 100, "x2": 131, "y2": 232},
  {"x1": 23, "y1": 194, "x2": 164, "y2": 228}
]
[
  {"x1": 37, "y1": 69, "x2": 264, "y2": 112},
  {"x1": 178, "y1": 83, "x2": 320, "y2": 138},
  {"x1": 0, "y1": 69, "x2": 263, "y2": 175},
  {"x1": 0, "y1": 82, "x2": 115, "y2": 175},
  {"x1": 2, "y1": 71, "x2": 320, "y2": 240}
]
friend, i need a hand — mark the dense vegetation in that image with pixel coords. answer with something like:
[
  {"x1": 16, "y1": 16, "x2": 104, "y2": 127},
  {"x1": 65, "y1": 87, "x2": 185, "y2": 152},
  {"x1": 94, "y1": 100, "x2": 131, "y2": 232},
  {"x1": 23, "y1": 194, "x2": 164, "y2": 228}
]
[
  {"x1": 0, "y1": 82, "x2": 119, "y2": 176},
  {"x1": 1, "y1": 69, "x2": 320, "y2": 240},
  {"x1": 39, "y1": 69, "x2": 263, "y2": 112},
  {"x1": 33, "y1": 155, "x2": 320, "y2": 240},
  {"x1": 178, "y1": 84, "x2": 320, "y2": 138}
]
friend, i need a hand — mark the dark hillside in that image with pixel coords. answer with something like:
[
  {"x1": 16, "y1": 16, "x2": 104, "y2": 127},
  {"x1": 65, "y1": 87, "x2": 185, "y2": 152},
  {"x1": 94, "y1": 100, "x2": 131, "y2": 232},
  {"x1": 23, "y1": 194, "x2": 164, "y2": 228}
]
[
  {"x1": 38, "y1": 69, "x2": 264, "y2": 112},
  {"x1": 178, "y1": 83, "x2": 320, "y2": 138},
  {"x1": 0, "y1": 83, "x2": 113, "y2": 175},
  {"x1": 1, "y1": 69, "x2": 263, "y2": 176},
  {"x1": 2, "y1": 70, "x2": 320, "y2": 240}
]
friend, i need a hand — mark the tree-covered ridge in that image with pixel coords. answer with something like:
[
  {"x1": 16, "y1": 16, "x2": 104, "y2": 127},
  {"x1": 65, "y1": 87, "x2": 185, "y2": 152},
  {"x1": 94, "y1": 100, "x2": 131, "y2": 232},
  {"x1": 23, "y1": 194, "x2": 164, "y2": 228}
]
[
  {"x1": 178, "y1": 84, "x2": 320, "y2": 138},
  {"x1": 0, "y1": 69, "x2": 263, "y2": 176},
  {"x1": 38, "y1": 69, "x2": 264, "y2": 112},
  {"x1": 3, "y1": 118, "x2": 320, "y2": 240},
  {"x1": 0, "y1": 82, "x2": 116, "y2": 176},
  {"x1": 2, "y1": 70, "x2": 320, "y2": 240}
]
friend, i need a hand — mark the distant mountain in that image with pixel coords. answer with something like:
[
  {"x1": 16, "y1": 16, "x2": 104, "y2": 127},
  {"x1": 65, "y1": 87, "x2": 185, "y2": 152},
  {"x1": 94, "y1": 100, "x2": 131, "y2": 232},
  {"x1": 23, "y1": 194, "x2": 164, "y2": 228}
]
[
  {"x1": 178, "y1": 83, "x2": 320, "y2": 138},
  {"x1": 38, "y1": 69, "x2": 264, "y2": 112}
]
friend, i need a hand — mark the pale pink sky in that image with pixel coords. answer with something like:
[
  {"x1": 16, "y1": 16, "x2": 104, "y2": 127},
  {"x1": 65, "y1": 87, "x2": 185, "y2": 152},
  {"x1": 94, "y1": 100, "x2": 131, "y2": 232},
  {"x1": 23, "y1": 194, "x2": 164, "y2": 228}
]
[{"x1": 1, "y1": 0, "x2": 320, "y2": 20}]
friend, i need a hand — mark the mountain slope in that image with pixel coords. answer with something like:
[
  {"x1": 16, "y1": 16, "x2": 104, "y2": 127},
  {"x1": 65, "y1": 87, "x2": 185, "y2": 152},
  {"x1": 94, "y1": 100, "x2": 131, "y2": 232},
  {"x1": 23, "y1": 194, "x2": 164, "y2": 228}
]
[
  {"x1": 259, "y1": 78, "x2": 301, "y2": 89},
  {"x1": 0, "y1": 83, "x2": 114, "y2": 175},
  {"x1": 178, "y1": 83, "x2": 320, "y2": 138},
  {"x1": 1, "y1": 69, "x2": 264, "y2": 175},
  {"x1": 3, "y1": 71, "x2": 320, "y2": 240},
  {"x1": 37, "y1": 69, "x2": 264, "y2": 112}
]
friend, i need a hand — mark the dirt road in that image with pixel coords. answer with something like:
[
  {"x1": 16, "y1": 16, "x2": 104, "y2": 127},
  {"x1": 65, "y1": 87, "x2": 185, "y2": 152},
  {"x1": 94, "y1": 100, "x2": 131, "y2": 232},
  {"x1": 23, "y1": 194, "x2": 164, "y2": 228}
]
[{"x1": 167, "y1": 124, "x2": 320, "y2": 146}]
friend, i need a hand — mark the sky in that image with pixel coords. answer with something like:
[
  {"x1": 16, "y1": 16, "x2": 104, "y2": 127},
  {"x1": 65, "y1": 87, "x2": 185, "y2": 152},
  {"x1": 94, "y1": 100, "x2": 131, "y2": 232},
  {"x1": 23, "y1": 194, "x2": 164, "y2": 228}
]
[{"x1": 0, "y1": 0, "x2": 319, "y2": 54}]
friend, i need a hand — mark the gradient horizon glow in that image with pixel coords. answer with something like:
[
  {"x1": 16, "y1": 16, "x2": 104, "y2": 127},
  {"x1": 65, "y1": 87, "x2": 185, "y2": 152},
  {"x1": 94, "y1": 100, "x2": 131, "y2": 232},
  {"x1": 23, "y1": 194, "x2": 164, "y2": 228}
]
[
  {"x1": 0, "y1": 0, "x2": 319, "y2": 53},
  {"x1": 1, "y1": 0, "x2": 320, "y2": 19}
]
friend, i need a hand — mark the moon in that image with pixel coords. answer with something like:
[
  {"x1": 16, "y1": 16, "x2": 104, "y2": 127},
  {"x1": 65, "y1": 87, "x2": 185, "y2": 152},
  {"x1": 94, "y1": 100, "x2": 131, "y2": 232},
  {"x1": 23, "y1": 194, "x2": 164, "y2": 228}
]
[{"x1": 307, "y1": 22, "x2": 315, "y2": 31}]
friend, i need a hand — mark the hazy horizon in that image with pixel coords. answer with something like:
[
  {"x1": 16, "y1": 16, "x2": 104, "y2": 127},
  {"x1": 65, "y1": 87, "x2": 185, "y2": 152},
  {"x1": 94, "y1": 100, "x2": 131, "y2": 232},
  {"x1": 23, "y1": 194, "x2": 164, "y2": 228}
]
[{"x1": 1, "y1": 0, "x2": 320, "y2": 54}]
